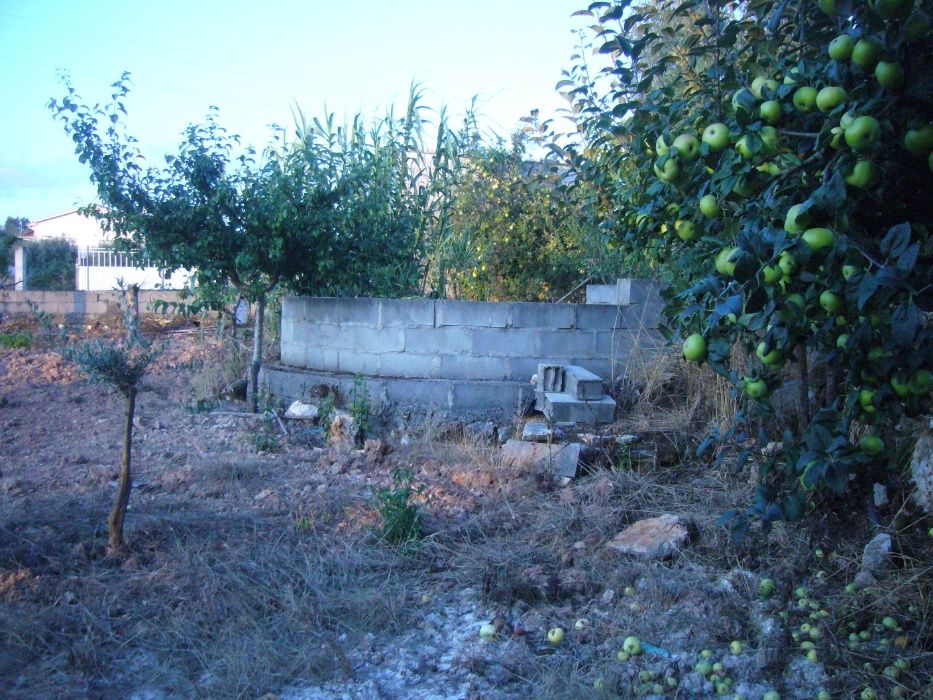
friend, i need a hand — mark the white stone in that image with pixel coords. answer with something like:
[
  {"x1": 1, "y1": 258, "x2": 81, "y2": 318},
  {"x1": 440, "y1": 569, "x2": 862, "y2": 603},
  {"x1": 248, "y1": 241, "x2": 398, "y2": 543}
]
[{"x1": 284, "y1": 400, "x2": 319, "y2": 420}]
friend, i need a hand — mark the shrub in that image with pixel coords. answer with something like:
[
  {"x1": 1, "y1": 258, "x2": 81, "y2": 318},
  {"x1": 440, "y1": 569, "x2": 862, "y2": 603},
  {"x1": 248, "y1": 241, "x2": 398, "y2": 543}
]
[{"x1": 24, "y1": 239, "x2": 76, "y2": 290}]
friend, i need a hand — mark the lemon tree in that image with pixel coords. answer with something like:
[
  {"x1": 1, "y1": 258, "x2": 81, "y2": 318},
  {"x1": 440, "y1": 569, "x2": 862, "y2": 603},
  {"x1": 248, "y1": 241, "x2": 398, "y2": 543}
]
[{"x1": 560, "y1": 0, "x2": 932, "y2": 536}]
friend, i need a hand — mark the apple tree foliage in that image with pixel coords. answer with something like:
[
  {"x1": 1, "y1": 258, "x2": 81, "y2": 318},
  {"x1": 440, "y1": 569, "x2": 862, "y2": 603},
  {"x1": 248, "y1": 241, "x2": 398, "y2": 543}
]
[{"x1": 560, "y1": 0, "x2": 933, "y2": 536}]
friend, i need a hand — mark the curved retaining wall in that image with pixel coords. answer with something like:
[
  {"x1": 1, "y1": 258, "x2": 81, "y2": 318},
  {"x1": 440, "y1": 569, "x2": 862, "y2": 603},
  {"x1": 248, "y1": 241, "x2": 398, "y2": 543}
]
[{"x1": 262, "y1": 287, "x2": 663, "y2": 417}]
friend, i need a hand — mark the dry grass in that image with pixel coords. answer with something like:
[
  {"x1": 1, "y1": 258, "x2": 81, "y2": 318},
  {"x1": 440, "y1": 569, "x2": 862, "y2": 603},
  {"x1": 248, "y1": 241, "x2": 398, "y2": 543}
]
[{"x1": 0, "y1": 492, "x2": 427, "y2": 699}]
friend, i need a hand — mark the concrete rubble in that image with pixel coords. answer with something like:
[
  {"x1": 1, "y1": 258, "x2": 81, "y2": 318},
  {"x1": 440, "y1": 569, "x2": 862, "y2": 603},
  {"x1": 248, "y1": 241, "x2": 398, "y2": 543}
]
[{"x1": 605, "y1": 514, "x2": 692, "y2": 559}]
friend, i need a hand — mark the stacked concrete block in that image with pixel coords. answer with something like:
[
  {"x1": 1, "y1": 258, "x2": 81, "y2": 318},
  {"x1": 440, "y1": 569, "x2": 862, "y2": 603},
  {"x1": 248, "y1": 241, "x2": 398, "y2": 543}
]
[
  {"x1": 271, "y1": 284, "x2": 663, "y2": 417},
  {"x1": 0, "y1": 290, "x2": 184, "y2": 318}
]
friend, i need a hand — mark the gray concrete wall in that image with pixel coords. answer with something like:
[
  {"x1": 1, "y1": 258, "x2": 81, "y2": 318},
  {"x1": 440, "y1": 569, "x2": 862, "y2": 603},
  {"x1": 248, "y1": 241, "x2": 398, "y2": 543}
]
[
  {"x1": 264, "y1": 281, "x2": 664, "y2": 418},
  {"x1": 0, "y1": 290, "x2": 184, "y2": 317}
]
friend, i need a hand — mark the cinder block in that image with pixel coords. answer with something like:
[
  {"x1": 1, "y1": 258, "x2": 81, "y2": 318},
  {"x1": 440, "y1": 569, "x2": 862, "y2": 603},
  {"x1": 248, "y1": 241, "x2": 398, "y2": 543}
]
[
  {"x1": 379, "y1": 298, "x2": 435, "y2": 328},
  {"x1": 404, "y1": 327, "x2": 471, "y2": 354},
  {"x1": 564, "y1": 365, "x2": 604, "y2": 400},
  {"x1": 543, "y1": 392, "x2": 616, "y2": 424},
  {"x1": 500, "y1": 439, "x2": 585, "y2": 478},
  {"x1": 439, "y1": 355, "x2": 510, "y2": 381},
  {"x1": 297, "y1": 297, "x2": 380, "y2": 326},
  {"x1": 585, "y1": 284, "x2": 620, "y2": 305},
  {"x1": 451, "y1": 381, "x2": 526, "y2": 413},
  {"x1": 576, "y1": 359, "x2": 614, "y2": 381},
  {"x1": 507, "y1": 357, "x2": 544, "y2": 383},
  {"x1": 575, "y1": 304, "x2": 625, "y2": 330},
  {"x1": 378, "y1": 352, "x2": 441, "y2": 379},
  {"x1": 435, "y1": 299, "x2": 509, "y2": 328},
  {"x1": 509, "y1": 302, "x2": 574, "y2": 329},
  {"x1": 280, "y1": 340, "x2": 304, "y2": 366},
  {"x1": 619, "y1": 301, "x2": 664, "y2": 330},
  {"x1": 384, "y1": 378, "x2": 452, "y2": 409},
  {"x1": 537, "y1": 364, "x2": 566, "y2": 392},
  {"x1": 471, "y1": 328, "x2": 538, "y2": 357},
  {"x1": 303, "y1": 347, "x2": 340, "y2": 371},
  {"x1": 337, "y1": 351, "x2": 381, "y2": 375},
  {"x1": 539, "y1": 330, "x2": 594, "y2": 358}
]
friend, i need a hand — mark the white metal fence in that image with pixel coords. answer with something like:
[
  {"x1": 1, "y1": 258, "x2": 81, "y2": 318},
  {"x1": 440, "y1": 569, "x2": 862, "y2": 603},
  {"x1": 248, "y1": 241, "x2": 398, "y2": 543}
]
[{"x1": 75, "y1": 247, "x2": 190, "y2": 291}]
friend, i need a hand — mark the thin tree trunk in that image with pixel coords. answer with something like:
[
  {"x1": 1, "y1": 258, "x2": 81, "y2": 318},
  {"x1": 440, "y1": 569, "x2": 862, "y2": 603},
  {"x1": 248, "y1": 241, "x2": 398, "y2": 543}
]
[
  {"x1": 825, "y1": 364, "x2": 840, "y2": 409},
  {"x1": 797, "y1": 347, "x2": 810, "y2": 434},
  {"x1": 247, "y1": 294, "x2": 266, "y2": 413},
  {"x1": 126, "y1": 284, "x2": 139, "y2": 342},
  {"x1": 109, "y1": 386, "x2": 136, "y2": 553}
]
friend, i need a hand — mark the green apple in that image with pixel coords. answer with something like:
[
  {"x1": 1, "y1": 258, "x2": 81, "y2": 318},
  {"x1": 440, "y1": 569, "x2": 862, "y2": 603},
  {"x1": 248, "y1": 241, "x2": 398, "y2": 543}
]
[
  {"x1": 904, "y1": 11, "x2": 931, "y2": 42},
  {"x1": 909, "y1": 369, "x2": 933, "y2": 394},
  {"x1": 731, "y1": 88, "x2": 756, "y2": 117},
  {"x1": 818, "y1": 0, "x2": 835, "y2": 14},
  {"x1": 702, "y1": 122, "x2": 730, "y2": 151},
  {"x1": 828, "y1": 35, "x2": 856, "y2": 61},
  {"x1": 793, "y1": 86, "x2": 818, "y2": 111},
  {"x1": 859, "y1": 388, "x2": 878, "y2": 413},
  {"x1": 699, "y1": 194, "x2": 720, "y2": 218},
  {"x1": 654, "y1": 157, "x2": 681, "y2": 183},
  {"x1": 758, "y1": 161, "x2": 783, "y2": 176},
  {"x1": 803, "y1": 228, "x2": 836, "y2": 251},
  {"x1": 655, "y1": 134, "x2": 669, "y2": 156},
  {"x1": 816, "y1": 86, "x2": 847, "y2": 113},
  {"x1": 837, "y1": 333, "x2": 849, "y2": 349},
  {"x1": 676, "y1": 219, "x2": 698, "y2": 241},
  {"x1": 873, "y1": 0, "x2": 909, "y2": 20},
  {"x1": 574, "y1": 618, "x2": 590, "y2": 630},
  {"x1": 845, "y1": 116, "x2": 881, "y2": 150},
  {"x1": 875, "y1": 61, "x2": 904, "y2": 89},
  {"x1": 890, "y1": 374, "x2": 910, "y2": 397},
  {"x1": 860, "y1": 434, "x2": 884, "y2": 455},
  {"x1": 683, "y1": 333, "x2": 707, "y2": 361},
  {"x1": 757, "y1": 342, "x2": 783, "y2": 366},
  {"x1": 736, "y1": 134, "x2": 756, "y2": 159},
  {"x1": 845, "y1": 160, "x2": 879, "y2": 188},
  {"x1": 842, "y1": 264, "x2": 858, "y2": 279},
  {"x1": 760, "y1": 100, "x2": 781, "y2": 124},
  {"x1": 715, "y1": 246, "x2": 738, "y2": 276},
  {"x1": 778, "y1": 250, "x2": 797, "y2": 275},
  {"x1": 760, "y1": 125, "x2": 780, "y2": 154},
  {"x1": 547, "y1": 627, "x2": 565, "y2": 644},
  {"x1": 820, "y1": 290, "x2": 843, "y2": 313},
  {"x1": 673, "y1": 133, "x2": 700, "y2": 162},
  {"x1": 732, "y1": 174, "x2": 759, "y2": 197},
  {"x1": 743, "y1": 377, "x2": 768, "y2": 399},
  {"x1": 784, "y1": 203, "x2": 812, "y2": 233},
  {"x1": 762, "y1": 265, "x2": 782, "y2": 283},
  {"x1": 759, "y1": 578, "x2": 776, "y2": 597},
  {"x1": 751, "y1": 76, "x2": 779, "y2": 99},
  {"x1": 829, "y1": 126, "x2": 845, "y2": 148},
  {"x1": 480, "y1": 623, "x2": 497, "y2": 640},
  {"x1": 904, "y1": 125, "x2": 933, "y2": 154},
  {"x1": 623, "y1": 635, "x2": 643, "y2": 655},
  {"x1": 851, "y1": 38, "x2": 881, "y2": 69}
]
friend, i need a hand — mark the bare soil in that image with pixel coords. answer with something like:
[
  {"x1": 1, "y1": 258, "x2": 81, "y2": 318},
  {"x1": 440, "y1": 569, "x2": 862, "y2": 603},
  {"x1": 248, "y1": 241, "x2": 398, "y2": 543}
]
[{"x1": 0, "y1": 324, "x2": 930, "y2": 699}]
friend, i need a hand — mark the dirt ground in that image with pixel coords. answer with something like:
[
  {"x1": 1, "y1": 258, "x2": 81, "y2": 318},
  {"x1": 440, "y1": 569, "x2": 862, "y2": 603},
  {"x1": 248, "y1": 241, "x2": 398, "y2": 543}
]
[{"x1": 0, "y1": 323, "x2": 930, "y2": 699}]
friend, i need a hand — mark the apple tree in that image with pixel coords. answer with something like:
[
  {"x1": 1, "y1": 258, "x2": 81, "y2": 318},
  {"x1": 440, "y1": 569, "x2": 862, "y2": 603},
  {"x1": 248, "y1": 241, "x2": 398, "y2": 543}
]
[
  {"x1": 50, "y1": 75, "x2": 422, "y2": 411},
  {"x1": 560, "y1": 0, "x2": 932, "y2": 535}
]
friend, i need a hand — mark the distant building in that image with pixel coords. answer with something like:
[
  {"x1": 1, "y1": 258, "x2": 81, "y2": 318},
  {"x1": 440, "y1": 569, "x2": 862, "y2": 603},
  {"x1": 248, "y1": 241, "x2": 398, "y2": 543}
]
[{"x1": 13, "y1": 210, "x2": 190, "y2": 291}]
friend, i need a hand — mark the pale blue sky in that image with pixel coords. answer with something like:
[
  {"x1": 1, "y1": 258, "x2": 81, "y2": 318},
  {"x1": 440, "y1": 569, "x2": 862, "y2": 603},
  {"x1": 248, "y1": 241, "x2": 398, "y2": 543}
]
[{"x1": 0, "y1": 0, "x2": 589, "y2": 221}]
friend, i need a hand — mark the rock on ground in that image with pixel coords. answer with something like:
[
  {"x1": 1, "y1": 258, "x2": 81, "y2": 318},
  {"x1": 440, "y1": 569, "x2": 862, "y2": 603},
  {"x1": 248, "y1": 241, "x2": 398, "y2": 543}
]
[{"x1": 605, "y1": 514, "x2": 691, "y2": 560}]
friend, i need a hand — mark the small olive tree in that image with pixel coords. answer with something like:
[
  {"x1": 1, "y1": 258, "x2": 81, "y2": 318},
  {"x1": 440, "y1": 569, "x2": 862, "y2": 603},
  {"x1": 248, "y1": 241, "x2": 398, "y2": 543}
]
[{"x1": 63, "y1": 285, "x2": 157, "y2": 552}]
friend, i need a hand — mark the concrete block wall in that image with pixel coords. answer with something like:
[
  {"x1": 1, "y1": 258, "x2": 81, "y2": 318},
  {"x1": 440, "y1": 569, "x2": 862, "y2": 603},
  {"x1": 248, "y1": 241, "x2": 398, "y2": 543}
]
[
  {"x1": 266, "y1": 284, "x2": 664, "y2": 417},
  {"x1": 0, "y1": 290, "x2": 184, "y2": 318}
]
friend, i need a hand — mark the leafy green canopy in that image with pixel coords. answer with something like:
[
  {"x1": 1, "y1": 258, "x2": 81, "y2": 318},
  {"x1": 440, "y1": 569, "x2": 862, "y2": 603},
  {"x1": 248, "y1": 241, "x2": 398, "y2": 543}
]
[
  {"x1": 561, "y1": 0, "x2": 932, "y2": 535},
  {"x1": 48, "y1": 74, "x2": 423, "y2": 304}
]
